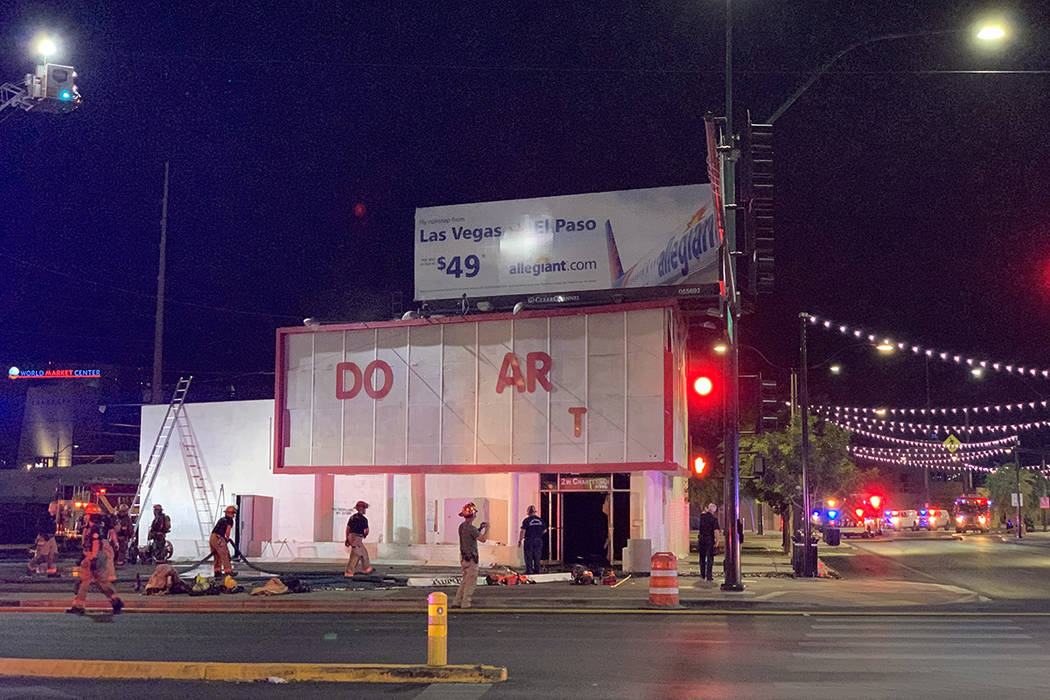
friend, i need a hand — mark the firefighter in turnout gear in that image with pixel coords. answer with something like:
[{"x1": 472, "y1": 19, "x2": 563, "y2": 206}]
[
  {"x1": 344, "y1": 500, "x2": 374, "y2": 577},
  {"x1": 210, "y1": 506, "x2": 237, "y2": 578},
  {"x1": 67, "y1": 506, "x2": 123, "y2": 615}
]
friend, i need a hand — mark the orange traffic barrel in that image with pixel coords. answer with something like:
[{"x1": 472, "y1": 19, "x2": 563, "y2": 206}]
[{"x1": 649, "y1": 552, "x2": 679, "y2": 607}]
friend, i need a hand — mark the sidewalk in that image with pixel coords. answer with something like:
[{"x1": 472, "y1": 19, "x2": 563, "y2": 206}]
[{"x1": 0, "y1": 534, "x2": 985, "y2": 612}]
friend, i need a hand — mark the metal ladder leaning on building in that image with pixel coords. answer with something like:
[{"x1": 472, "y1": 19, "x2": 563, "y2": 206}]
[
  {"x1": 129, "y1": 376, "x2": 193, "y2": 534},
  {"x1": 175, "y1": 406, "x2": 215, "y2": 542}
]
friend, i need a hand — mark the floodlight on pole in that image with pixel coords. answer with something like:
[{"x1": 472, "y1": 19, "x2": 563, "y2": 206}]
[
  {"x1": 38, "y1": 38, "x2": 57, "y2": 59},
  {"x1": 976, "y1": 24, "x2": 1006, "y2": 41}
]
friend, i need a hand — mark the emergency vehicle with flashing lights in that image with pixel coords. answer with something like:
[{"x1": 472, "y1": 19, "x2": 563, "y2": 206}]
[
  {"x1": 812, "y1": 494, "x2": 885, "y2": 537},
  {"x1": 953, "y1": 496, "x2": 992, "y2": 533}
]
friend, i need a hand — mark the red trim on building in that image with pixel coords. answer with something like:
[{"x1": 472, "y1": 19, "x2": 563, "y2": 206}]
[
  {"x1": 275, "y1": 299, "x2": 678, "y2": 336},
  {"x1": 275, "y1": 461, "x2": 680, "y2": 476},
  {"x1": 663, "y1": 349, "x2": 674, "y2": 463}
]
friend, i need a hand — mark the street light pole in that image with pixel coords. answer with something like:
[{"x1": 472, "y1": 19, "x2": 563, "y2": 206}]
[
  {"x1": 798, "y1": 313, "x2": 815, "y2": 576},
  {"x1": 1015, "y1": 440, "x2": 1023, "y2": 540}
]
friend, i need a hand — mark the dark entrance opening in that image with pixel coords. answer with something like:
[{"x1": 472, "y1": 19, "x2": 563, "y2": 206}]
[{"x1": 562, "y1": 492, "x2": 609, "y2": 569}]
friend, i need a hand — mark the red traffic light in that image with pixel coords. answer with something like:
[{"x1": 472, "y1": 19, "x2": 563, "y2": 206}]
[
  {"x1": 693, "y1": 376, "x2": 714, "y2": 396},
  {"x1": 693, "y1": 455, "x2": 708, "y2": 476}
]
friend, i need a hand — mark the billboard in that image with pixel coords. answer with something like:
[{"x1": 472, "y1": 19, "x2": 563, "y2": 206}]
[
  {"x1": 274, "y1": 302, "x2": 688, "y2": 476},
  {"x1": 414, "y1": 184, "x2": 720, "y2": 303}
]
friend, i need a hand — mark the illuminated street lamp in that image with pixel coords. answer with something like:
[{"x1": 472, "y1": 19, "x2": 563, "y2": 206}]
[
  {"x1": 767, "y1": 19, "x2": 1010, "y2": 124},
  {"x1": 713, "y1": 343, "x2": 728, "y2": 354}
]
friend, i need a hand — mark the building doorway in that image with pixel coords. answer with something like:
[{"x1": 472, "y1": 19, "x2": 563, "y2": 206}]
[{"x1": 540, "y1": 473, "x2": 630, "y2": 566}]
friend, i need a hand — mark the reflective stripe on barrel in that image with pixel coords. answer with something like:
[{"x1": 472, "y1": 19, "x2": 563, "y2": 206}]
[{"x1": 649, "y1": 552, "x2": 679, "y2": 606}]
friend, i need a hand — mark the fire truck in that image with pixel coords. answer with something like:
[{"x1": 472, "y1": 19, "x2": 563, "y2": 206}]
[
  {"x1": 813, "y1": 493, "x2": 885, "y2": 537},
  {"x1": 953, "y1": 496, "x2": 992, "y2": 533}
]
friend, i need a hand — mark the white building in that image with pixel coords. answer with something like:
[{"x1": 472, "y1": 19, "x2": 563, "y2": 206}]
[{"x1": 140, "y1": 301, "x2": 691, "y2": 566}]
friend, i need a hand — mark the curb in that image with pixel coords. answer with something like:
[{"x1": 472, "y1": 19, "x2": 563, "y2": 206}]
[{"x1": 0, "y1": 658, "x2": 507, "y2": 684}]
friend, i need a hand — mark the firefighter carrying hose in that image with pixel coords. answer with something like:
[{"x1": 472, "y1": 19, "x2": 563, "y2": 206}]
[
  {"x1": 210, "y1": 506, "x2": 238, "y2": 578},
  {"x1": 67, "y1": 504, "x2": 123, "y2": 615}
]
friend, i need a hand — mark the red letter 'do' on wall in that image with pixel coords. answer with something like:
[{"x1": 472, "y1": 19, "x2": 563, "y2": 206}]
[{"x1": 336, "y1": 360, "x2": 393, "y2": 400}]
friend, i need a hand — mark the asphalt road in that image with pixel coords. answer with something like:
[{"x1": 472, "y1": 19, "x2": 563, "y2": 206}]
[
  {"x1": 0, "y1": 611, "x2": 1047, "y2": 699},
  {"x1": 821, "y1": 533, "x2": 1050, "y2": 602}
]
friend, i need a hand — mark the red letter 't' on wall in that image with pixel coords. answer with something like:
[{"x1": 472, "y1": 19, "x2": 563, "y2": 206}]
[
  {"x1": 526, "y1": 351, "x2": 552, "y2": 392},
  {"x1": 496, "y1": 353, "x2": 526, "y2": 394},
  {"x1": 568, "y1": 406, "x2": 587, "y2": 437}
]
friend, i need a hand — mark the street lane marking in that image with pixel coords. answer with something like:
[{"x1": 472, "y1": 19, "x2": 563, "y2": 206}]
[
  {"x1": 794, "y1": 652, "x2": 1050, "y2": 660},
  {"x1": 806, "y1": 625, "x2": 1020, "y2": 633},
  {"x1": 416, "y1": 683, "x2": 492, "y2": 698},
  {"x1": 799, "y1": 640, "x2": 1037, "y2": 647},
  {"x1": 806, "y1": 632, "x2": 1031, "y2": 639}
]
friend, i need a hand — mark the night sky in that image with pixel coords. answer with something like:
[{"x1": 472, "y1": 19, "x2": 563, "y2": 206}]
[{"x1": 2, "y1": 1, "x2": 1049, "y2": 465}]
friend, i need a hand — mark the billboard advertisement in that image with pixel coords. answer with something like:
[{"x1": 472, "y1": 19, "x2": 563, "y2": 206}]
[
  {"x1": 274, "y1": 302, "x2": 688, "y2": 476},
  {"x1": 414, "y1": 184, "x2": 720, "y2": 303}
]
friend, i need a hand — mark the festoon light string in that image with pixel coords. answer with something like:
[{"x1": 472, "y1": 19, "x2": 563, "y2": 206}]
[
  {"x1": 815, "y1": 401, "x2": 1050, "y2": 418},
  {"x1": 815, "y1": 409, "x2": 1050, "y2": 436},
  {"x1": 806, "y1": 314, "x2": 1050, "y2": 380}
]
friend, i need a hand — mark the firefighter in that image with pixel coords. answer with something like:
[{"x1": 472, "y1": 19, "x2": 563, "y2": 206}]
[
  {"x1": 114, "y1": 504, "x2": 133, "y2": 566},
  {"x1": 210, "y1": 506, "x2": 238, "y2": 578},
  {"x1": 27, "y1": 532, "x2": 59, "y2": 577},
  {"x1": 344, "y1": 501, "x2": 374, "y2": 576},
  {"x1": 148, "y1": 504, "x2": 171, "y2": 562},
  {"x1": 67, "y1": 508, "x2": 123, "y2": 615},
  {"x1": 452, "y1": 502, "x2": 488, "y2": 609}
]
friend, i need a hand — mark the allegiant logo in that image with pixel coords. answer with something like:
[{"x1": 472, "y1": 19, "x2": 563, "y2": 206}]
[{"x1": 656, "y1": 214, "x2": 717, "y2": 279}]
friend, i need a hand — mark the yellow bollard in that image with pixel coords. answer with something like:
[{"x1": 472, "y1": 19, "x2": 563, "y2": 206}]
[{"x1": 427, "y1": 591, "x2": 448, "y2": 666}]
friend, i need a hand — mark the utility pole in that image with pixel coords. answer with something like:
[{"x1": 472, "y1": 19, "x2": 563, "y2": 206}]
[
  {"x1": 151, "y1": 161, "x2": 170, "y2": 404},
  {"x1": 798, "y1": 313, "x2": 815, "y2": 576}
]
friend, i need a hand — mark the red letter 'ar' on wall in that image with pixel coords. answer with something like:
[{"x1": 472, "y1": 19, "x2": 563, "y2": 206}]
[{"x1": 496, "y1": 352, "x2": 552, "y2": 394}]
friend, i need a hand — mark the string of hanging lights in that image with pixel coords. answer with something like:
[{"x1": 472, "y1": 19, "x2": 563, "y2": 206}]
[
  {"x1": 818, "y1": 422, "x2": 1018, "y2": 449},
  {"x1": 850, "y1": 445, "x2": 1013, "y2": 462},
  {"x1": 815, "y1": 409, "x2": 1050, "y2": 436},
  {"x1": 815, "y1": 401, "x2": 1050, "y2": 418},
  {"x1": 805, "y1": 314, "x2": 1050, "y2": 380}
]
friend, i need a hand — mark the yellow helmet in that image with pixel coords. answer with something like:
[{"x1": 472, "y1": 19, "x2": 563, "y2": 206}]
[
  {"x1": 459, "y1": 502, "x2": 478, "y2": 518},
  {"x1": 224, "y1": 506, "x2": 237, "y2": 515}
]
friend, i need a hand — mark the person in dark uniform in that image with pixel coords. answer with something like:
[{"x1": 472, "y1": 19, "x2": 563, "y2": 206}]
[
  {"x1": 696, "y1": 503, "x2": 721, "y2": 582},
  {"x1": 209, "y1": 506, "x2": 237, "y2": 578},
  {"x1": 517, "y1": 505, "x2": 547, "y2": 575},
  {"x1": 344, "y1": 500, "x2": 374, "y2": 577}
]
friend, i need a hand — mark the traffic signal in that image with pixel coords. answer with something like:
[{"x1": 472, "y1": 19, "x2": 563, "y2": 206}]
[
  {"x1": 693, "y1": 375, "x2": 714, "y2": 397},
  {"x1": 758, "y1": 373, "x2": 778, "y2": 433},
  {"x1": 692, "y1": 454, "x2": 709, "y2": 476},
  {"x1": 738, "y1": 113, "x2": 774, "y2": 296}
]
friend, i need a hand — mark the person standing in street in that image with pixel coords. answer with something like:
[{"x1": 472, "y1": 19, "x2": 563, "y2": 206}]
[
  {"x1": 344, "y1": 500, "x2": 374, "y2": 577},
  {"x1": 210, "y1": 506, "x2": 238, "y2": 578},
  {"x1": 67, "y1": 511, "x2": 123, "y2": 615},
  {"x1": 697, "y1": 503, "x2": 721, "y2": 582},
  {"x1": 452, "y1": 502, "x2": 488, "y2": 609},
  {"x1": 518, "y1": 505, "x2": 547, "y2": 575}
]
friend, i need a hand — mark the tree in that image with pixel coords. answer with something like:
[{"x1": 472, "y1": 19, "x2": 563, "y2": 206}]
[
  {"x1": 740, "y1": 415, "x2": 862, "y2": 551},
  {"x1": 984, "y1": 463, "x2": 1039, "y2": 528}
]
